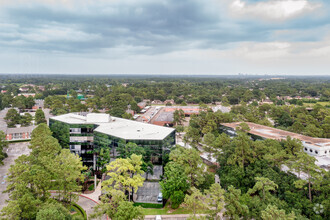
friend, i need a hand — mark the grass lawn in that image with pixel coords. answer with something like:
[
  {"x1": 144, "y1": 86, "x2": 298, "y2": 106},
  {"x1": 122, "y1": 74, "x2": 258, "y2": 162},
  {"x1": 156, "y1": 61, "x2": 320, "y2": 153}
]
[
  {"x1": 317, "y1": 101, "x2": 330, "y2": 106},
  {"x1": 141, "y1": 203, "x2": 207, "y2": 215},
  {"x1": 303, "y1": 101, "x2": 330, "y2": 107}
]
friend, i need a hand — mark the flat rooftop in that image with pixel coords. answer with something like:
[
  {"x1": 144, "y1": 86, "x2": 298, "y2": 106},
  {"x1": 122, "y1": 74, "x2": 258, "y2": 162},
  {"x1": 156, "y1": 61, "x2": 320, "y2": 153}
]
[
  {"x1": 51, "y1": 113, "x2": 175, "y2": 140},
  {"x1": 155, "y1": 111, "x2": 173, "y2": 122},
  {"x1": 164, "y1": 106, "x2": 200, "y2": 114},
  {"x1": 222, "y1": 122, "x2": 330, "y2": 148}
]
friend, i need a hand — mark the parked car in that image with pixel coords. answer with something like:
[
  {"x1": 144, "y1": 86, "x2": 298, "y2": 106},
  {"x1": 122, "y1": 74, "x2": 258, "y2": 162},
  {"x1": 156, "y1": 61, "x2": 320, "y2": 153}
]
[
  {"x1": 155, "y1": 215, "x2": 162, "y2": 220},
  {"x1": 157, "y1": 192, "x2": 163, "y2": 202}
]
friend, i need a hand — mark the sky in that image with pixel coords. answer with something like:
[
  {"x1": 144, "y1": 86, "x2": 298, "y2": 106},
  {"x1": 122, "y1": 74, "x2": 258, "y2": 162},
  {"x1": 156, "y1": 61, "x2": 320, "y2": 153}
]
[{"x1": 0, "y1": 0, "x2": 330, "y2": 75}]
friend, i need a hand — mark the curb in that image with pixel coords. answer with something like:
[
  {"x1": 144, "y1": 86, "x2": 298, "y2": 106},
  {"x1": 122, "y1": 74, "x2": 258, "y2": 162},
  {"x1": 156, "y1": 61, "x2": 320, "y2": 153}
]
[{"x1": 49, "y1": 191, "x2": 108, "y2": 220}]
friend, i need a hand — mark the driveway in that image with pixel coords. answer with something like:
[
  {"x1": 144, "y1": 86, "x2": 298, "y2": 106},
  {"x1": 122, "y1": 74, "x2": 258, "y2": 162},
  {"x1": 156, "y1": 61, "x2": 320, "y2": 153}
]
[{"x1": 0, "y1": 142, "x2": 31, "y2": 211}]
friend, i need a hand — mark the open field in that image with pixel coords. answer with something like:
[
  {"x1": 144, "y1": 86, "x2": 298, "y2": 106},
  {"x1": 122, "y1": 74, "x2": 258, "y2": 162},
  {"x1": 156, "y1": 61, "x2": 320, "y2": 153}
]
[{"x1": 303, "y1": 101, "x2": 330, "y2": 107}]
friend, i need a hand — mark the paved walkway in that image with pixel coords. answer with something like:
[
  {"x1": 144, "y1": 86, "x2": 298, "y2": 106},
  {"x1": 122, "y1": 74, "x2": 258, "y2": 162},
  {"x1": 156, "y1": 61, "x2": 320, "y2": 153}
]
[
  {"x1": 50, "y1": 191, "x2": 106, "y2": 220},
  {"x1": 77, "y1": 195, "x2": 106, "y2": 220},
  {"x1": 81, "y1": 181, "x2": 102, "y2": 202}
]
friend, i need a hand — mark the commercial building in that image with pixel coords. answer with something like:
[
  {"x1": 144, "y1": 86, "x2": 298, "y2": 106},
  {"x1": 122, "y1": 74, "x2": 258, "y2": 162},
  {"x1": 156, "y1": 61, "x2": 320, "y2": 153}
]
[
  {"x1": 221, "y1": 122, "x2": 330, "y2": 158},
  {"x1": 151, "y1": 106, "x2": 201, "y2": 126},
  {"x1": 0, "y1": 126, "x2": 36, "y2": 141},
  {"x1": 0, "y1": 108, "x2": 37, "y2": 141},
  {"x1": 49, "y1": 113, "x2": 176, "y2": 167}
]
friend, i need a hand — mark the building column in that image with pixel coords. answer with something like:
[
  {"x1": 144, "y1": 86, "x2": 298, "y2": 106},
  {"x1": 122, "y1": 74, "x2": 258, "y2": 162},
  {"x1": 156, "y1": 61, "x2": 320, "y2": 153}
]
[{"x1": 93, "y1": 153, "x2": 97, "y2": 189}]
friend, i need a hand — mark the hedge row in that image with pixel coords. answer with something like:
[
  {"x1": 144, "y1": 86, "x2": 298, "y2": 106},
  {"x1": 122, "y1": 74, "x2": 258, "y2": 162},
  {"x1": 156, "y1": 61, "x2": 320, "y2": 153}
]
[{"x1": 134, "y1": 202, "x2": 163, "y2": 208}]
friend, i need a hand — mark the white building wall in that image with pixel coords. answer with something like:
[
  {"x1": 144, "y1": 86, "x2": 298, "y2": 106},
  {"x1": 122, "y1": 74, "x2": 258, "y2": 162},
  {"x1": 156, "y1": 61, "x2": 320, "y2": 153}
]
[{"x1": 303, "y1": 142, "x2": 330, "y2": 158}]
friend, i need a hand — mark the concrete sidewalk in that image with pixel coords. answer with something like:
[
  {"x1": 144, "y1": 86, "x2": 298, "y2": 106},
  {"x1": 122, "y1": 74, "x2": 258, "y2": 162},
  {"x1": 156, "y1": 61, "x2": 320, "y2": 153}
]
[{"x1": 81, "y1": 181, "x2": 102, "y2": 202}]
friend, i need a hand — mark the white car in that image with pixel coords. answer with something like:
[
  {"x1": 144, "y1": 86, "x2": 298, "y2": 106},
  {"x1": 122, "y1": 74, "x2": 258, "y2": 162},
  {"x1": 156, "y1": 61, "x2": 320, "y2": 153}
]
[
  {"x1": 155, "y1": 215, "x2": 162, "y2": 220},
  {"x1": 157, "y1": 193, "x2": 163, "y2": 202}
]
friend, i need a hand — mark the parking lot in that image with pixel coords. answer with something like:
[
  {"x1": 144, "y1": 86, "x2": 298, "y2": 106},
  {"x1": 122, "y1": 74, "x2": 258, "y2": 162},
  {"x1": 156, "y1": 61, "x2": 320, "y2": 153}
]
[
  {"x1": 134, "y1": 181, "x2": 161, "y2": 204},
  {"x1": 0, "y1": 142, "x2": 31, "y2": 211},
  {"x1": 142, "y1": 165, "x2": 163, "y2": 180}
]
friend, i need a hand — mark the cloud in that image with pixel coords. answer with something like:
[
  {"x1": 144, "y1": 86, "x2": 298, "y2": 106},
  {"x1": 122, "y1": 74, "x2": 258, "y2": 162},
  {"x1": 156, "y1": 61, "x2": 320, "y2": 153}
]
[
  {"x1": 229, "y1": 0, "x2": 321, "y2": 21},
  {"x1": 0, "y1": 0, "x2": 329, "y2": 74}
]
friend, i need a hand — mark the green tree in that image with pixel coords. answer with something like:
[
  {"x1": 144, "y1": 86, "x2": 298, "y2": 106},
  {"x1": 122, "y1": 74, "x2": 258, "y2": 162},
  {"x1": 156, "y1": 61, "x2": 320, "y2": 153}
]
[
  {"x1": 35, "y1": 109, "x2": 47, "y2": 124},
  {"x1": 184, "y1": 187, "x2": 207, "y2": 218},
  {"x1": 36, "y1": 202, "x2": 71, "y2": 220},
  {"x1": 102, "y1": 154, "x2": 144, "y2": 201},
  {"x1": 52, "y1": 149, "x2": 86, "y2": 204},
  {"x1": 170, "y1": 191, "x2": 185, "y2": 209},
  {"x1": 203, "y1": 132, "x2": 215, "y2": 151},
  {"x1": 1, "y1": 124, "x2": 84, "y2": 219},
  {"x1": 12, "y1": 96, "x2": 27, "y2": 109},
  {"x1": 122, "y1": 112, "x2": 133, "y2": 119},
  {"x1": 141, "y1": 161, "x2": 154, "y2": 180},
  {"x1": 237, "y1": 122, "x2": 250, "y2": 133},
  {"x1": 205, "y1": 183, "x2": 225, "y2": 220},
  {"x1": 116, "y1": 142, "x2": 146, "y2": 159},
  {"x1": 173, "y1": 109, "x2": 185, "y2": 126},
  {"x1": 227, "y1": 132, "x2": 255, "y2": 169},
  {"x1": 50, "y1": 121, "x2": 70, "y2": 148},
  {"x1": 0, "y1": 131, "x2": 8, "y2": 164},
  {"x1": 184, "y1": 126, "x2": 201, "y2": 146},
  {"x1": 0, "y1": 200, "x2": 22, "y2": 220},
  {"x1": 247, "y1": 177, "x2": 278, "y2": 201},
  {"x1": 221, "y1": 96, "x2": 230, "y2": 106},
  {"x1": 96, "y1": 147, "x2": 111, "y2": 173},
  {"x1": 203, "y1": 132, "x2": 230, "y2": 158},
  {"x1": 304, "y1": 124, "x2": 323, "y2": 137},
  {"x1": 20, "y1": 113, "x2": 33, "y2": 126},
  {"x1": 160, "y1": 162, "x2": 189, "y2": 208},
  {"x1": 263, "y1": 140, "x2": 288, "y2": 169},
  {"x1": 261, "y1": 204, "x2": 296, "y2": 220},
  {"x1": 114, "y1": 201, "x2": 144, "y2": 220},
  {"x1": 90, "y1": 189, "x2": 126, "y2": 219},
  {"x1": 224, "y1": 186, "x2": 249, "y2": 220},
  {"x1": 169, "y1": 146, "x2": 205, "y2": 187},
  {"x1": 283, "y1": 137, "x2": 303, "y2": 156},
  {"x1": 290, "y1": 152, "x2": 325, "y2": 202},
  {"x1": 30, "y1": 123, "x2": 61, "y2": 159},
  {"x1": 276, "y1": 111, "x2": 293, "y2": 127},
  {"x1": 4, "y1": 108, "x2": 20, "y2": 127}
]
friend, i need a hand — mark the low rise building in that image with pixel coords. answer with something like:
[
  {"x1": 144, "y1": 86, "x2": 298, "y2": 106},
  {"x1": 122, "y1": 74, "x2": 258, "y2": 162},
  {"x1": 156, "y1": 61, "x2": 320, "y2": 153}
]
[
  {"x1": 151, "y1": 106, "x2": 201, "y2": 126},
  {"x1": 50, "y1": 113, "x2": 176, "y2": 167},
  {"x1": 18, "y1": 93, "x2": 36, "y2": 98},
  {"x1": 151, "y1": 100, "x2": 163, "y2": 105},
  {"x1": 2, "y1": 126, "x2": 36, "y2": 141},
  {"x1": 221, "y1": 122, "x2": 330, "y2": 158},
  {"x1": 212, "y1": 105, "x2": 231, "y2": 113},
  {"x1": 32, "y1": 99, "x2": 44, "y2": 110},
  {"x1": 137, "y1": 101, "x2": 147, "y2": 109}
]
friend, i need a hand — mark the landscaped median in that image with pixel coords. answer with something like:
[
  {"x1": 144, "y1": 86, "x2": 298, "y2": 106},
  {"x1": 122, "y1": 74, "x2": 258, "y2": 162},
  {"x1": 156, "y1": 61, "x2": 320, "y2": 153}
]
[{"x1": 70, "y1": 203, "x2": 87, "y2": 220}]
